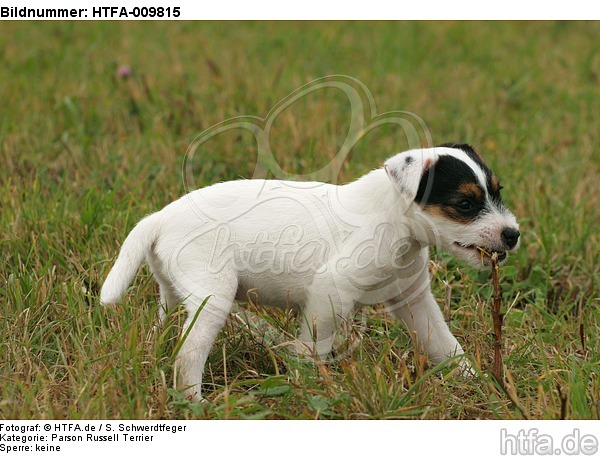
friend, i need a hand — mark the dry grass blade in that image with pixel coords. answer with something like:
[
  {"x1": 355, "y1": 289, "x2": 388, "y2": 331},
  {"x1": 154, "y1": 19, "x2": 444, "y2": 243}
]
[{"x1": 490, "y1": 252, "x2": 503, "y2": 385}]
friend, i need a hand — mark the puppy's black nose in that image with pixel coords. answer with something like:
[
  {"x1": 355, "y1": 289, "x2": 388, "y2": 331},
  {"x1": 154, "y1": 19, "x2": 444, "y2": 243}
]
[{"x1": 502, "y1": 227, "x2": 520, "y2": 249}]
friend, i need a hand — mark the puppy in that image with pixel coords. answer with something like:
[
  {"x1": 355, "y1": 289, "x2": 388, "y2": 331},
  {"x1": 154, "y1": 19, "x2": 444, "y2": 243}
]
[{"x1": 101, "y1": 143, "x2": 520, "y2": 400}]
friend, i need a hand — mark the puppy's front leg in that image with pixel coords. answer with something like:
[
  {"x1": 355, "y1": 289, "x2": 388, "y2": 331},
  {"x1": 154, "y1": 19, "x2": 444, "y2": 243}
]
[{"x1": 387, "y1": 291, "x2": 465, "y2": 366}]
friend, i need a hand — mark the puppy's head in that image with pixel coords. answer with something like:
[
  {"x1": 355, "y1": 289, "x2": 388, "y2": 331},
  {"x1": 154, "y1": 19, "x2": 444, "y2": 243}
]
[{"x1": 385, "y1": 144, "x2": 520, "y2": 268}]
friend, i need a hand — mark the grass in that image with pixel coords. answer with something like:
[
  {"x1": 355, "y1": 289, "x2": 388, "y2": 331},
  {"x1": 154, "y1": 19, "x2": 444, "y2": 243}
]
[{"x1": 0, "y1": 21, "x2": 598, "y2": 419}]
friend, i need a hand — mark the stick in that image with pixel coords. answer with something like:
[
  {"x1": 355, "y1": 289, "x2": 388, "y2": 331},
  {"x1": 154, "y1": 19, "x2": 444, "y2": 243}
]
[{"x1": 490, "y1": 252, "x2": 504, "y2": 385}]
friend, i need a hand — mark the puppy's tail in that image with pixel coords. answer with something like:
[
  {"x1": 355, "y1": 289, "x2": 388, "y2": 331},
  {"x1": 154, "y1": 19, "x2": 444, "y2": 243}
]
[{"x1": 100, "y1": 214, "x2": 161, "y2": 306}]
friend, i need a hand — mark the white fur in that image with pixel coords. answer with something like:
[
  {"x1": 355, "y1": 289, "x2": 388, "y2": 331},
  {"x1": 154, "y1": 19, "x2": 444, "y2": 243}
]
[{"x1": 100, "y1": 146, "x2": 519, "y2": 400}]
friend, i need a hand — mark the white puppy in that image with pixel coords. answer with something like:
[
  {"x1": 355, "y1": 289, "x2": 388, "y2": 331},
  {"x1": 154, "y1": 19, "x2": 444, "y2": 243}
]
[{"x1": 101, "y1": 144, "x2": 520, "y2": 400}]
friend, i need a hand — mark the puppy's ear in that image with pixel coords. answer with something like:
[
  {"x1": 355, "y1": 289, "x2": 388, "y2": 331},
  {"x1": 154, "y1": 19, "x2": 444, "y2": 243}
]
[{"x1": 384, "y1": 149, "x2": 439, "y2": 204}]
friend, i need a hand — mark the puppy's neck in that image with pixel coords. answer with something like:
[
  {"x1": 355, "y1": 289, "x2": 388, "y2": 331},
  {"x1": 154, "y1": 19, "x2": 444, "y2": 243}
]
[
  {"x1": 338, "y1": 168, "x2": 437, "y2": 247},
  {"x1": 338, "y1": 168, "x2": 402, "y2": 213}
]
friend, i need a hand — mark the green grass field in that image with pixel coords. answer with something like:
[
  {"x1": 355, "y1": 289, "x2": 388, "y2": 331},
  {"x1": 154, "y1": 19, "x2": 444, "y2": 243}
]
[{"x1": 0, "y1": 21, "x2": 598, "y2": 419}]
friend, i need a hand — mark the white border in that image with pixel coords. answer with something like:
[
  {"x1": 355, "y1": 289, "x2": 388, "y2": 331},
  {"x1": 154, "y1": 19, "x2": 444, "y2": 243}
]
[{"x1": 0, "y1": 420, "x2": 599, "y2": 456}]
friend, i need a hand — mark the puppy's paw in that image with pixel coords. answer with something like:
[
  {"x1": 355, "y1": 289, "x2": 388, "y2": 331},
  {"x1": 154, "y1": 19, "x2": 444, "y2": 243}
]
[
  {"x1": 191, "y1": 395, "x2": 209, "y2": 404},
  {"x1": 286, "y1": 340, "x2": 314, "y2": 358},
  {"x1": 181, "y1": 389, "x2": 207, "y2": 404},
  {"x1": 456, "y1": 358, "x2": 478, "y2": 378}
]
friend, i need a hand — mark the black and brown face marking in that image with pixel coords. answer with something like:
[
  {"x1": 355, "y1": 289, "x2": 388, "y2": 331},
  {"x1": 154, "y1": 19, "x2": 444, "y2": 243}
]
[
  {"x1": 438, "y1": 143, "x2": 503, "y2": 205},
  {"x1": 414, "y1": 153, "x2": 488, "y2": 224}
]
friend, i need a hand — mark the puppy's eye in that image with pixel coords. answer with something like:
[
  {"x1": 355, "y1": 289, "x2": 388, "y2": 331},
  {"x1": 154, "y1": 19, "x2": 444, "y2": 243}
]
[{"x1": 455, "y1": 199, "x2": 474, "y2": 212}]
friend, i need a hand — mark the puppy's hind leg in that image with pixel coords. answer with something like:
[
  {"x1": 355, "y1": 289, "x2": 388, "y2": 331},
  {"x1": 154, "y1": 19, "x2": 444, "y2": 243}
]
[
  {"x1": 156, "y1": 278, "x2": 180, "y2": 324},
  {"x1": 174, "y1": 279, "x2": 237, "y2": 402},
  {"x1": 148, "y1": 252, "x2": 179, "y2": 324}
]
